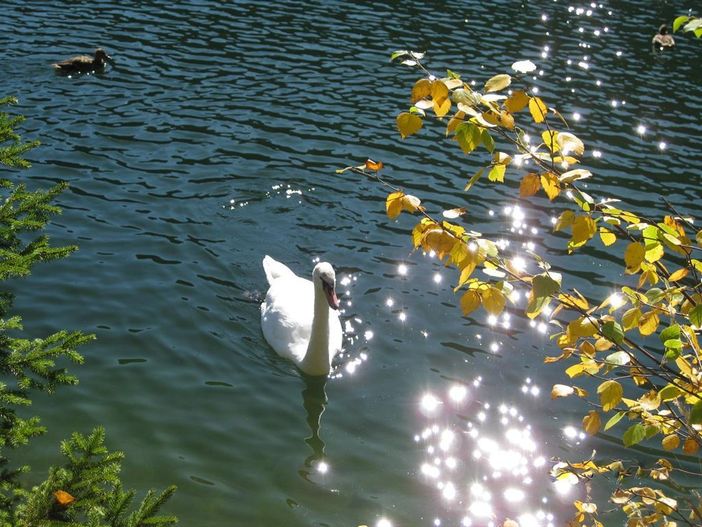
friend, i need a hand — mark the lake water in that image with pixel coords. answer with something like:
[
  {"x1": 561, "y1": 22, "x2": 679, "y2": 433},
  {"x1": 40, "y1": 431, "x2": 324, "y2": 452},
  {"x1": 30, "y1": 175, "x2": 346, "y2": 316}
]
[{"x1": 2, "y1": 1, "x2": 701, "y2": 525}]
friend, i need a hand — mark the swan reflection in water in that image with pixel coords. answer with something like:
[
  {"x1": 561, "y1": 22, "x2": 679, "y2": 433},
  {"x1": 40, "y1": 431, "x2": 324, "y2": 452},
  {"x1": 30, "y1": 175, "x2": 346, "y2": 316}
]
[{"x1": 298, "y1": 374, "x2": 329, "y2": 481}]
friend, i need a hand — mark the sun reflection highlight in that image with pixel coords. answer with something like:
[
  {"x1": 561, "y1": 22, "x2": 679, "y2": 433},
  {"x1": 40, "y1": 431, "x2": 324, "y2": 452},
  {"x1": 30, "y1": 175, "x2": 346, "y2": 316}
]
[{"x1": 415, "y1": 382, "x2": 560, "y2": 525}]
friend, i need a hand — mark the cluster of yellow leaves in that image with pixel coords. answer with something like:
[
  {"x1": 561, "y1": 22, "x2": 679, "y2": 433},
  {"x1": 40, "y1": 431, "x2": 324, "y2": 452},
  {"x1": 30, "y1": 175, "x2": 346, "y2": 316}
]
[{"x1": 384, "y1": 57, "x2": 702, "y2": 526}]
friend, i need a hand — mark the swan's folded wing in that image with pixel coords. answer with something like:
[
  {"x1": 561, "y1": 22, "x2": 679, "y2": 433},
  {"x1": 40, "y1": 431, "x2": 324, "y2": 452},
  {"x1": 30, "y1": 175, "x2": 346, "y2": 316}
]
[
  {"x1": 262, "y1": 255, "x2": 297, "y2": 285},
  {"x1": 260, "y1": 277, "x2": 314, "y2": 362}
]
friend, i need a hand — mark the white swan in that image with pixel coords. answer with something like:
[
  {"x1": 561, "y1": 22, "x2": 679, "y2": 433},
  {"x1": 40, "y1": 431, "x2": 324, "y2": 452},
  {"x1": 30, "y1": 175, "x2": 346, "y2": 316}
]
[{"x1": 260, "y1": 255, "x2": 343, "y2": 376}]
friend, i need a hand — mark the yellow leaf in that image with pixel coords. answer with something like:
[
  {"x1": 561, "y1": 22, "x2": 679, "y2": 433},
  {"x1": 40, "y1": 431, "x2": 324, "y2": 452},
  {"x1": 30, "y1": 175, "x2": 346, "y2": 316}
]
[
  {"x1": 499, "y1": 110, "x2": 515, "y2": 130},
  {"x1": 570, "y1": 215, "x2": 596, "y2": 249},
  {"x1": 554, "y1": 210, "x2": 576, "y2": 232},
  {"x1": 528, "y1": 96, "x2": 547, "y2": 123},
  {"x1": 519, "y1": 173, "x2": 541, "y2": 197},
  {"x1": 644, "y1": 241, "x2": 664, "y2": 263},
  {"x1": 568, "y1": 317, "x2": 598, "y2": 338},
  {"x1": 481, "y1": 287, "x2": 506, "y2": 315},
  {"x1": 504, "y1": 90, "x2": 529, "y2": 113},
  {"x1": 583, "y1": 410, "x2": 601, "y2": 435},
  {"x1": 54, "y1": 490, "x2": 75, "y2": 507},
  {"x1": 460, "y1": 290, "x2": 481, "y2": 316},
  {"x1": 683, "y1": 437, "x2": 699, "y2": 454},
  {"x1": 552, "y1": 384, "x2": 575, "y2": 399},
  {"x1": 542, "y1": 130, "x2": 559, "y2": 152},
  {"x1": 386, "y1": 192, "x2": 404, "y2": 219},
  {"x1": 431, "y1": 80, "x2": 449, "y2": 105},
  {"x1": 540, "y1": 172, "x2": 560, "y2": 200},
  {"x1": 423, "y1": 229, "x2": 456, "y2": 259},
  {"x1": 599, "y1": 227, "x2": 616, "y2": 246},
  {"x1": 662, "y1": 434, "x2": 680, "y2": 451},
  {"x1": 622, "y1": 307, "x2": 642, "y2": 330},
  {"x1": 456, "y1": 261, "x2": 477, "y2": 289},
  {"x1": 433, "y1": 97, "x2": 451, "y2": 117},
  {"x1": 669, "y1": 268, "x2": 689, "y2": 282},
  {"x1": 597, "y1": 380, "x2": 623, "y2": 411},
  {"x1": 638, "y1": 311, "x2": 659, "y2": 336},
  {"x1": 638, "y1": 390, "x2": 660, "y2": 411},
  {"x1": 411, "y1": 79, "x2": 432, "y2": 103},
  {"x1": 594, "y1": 337, "x2": 613, "y2": 352},
  {"x1": 484, "y1": 73, "x2": 511, "y2": 93},
  {"x1": 488, "y1": 164, "x2": 506, "y2": 183},
  {"x1": 624, "y1": 242, "x2": 645, "y2": 274},
  {"x1": 446, "y1": 111, "x2": 465, "y2": 135},
  {"x1": 396, "y1": 112, "x2": 423, "y2": 139}
]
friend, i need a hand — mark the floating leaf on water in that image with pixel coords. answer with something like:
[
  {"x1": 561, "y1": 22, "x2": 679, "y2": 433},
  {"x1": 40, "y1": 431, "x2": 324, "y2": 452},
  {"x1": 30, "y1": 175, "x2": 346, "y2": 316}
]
[
  {"x1": 551, "y1": 384, "x2": 575, "y2": 399},
  {"x1": 442, "y1": 208, "x2": 467, "y2": 219},
  {"x1": 511, "y1": 59, "x2": 537, "y2": 73}
]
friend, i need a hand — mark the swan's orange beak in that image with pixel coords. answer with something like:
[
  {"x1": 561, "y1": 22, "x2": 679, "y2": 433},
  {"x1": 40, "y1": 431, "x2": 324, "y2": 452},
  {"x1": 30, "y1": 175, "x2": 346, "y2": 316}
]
[{"x1": 322, "y1": 281, "x2": 340, "y2": 310}]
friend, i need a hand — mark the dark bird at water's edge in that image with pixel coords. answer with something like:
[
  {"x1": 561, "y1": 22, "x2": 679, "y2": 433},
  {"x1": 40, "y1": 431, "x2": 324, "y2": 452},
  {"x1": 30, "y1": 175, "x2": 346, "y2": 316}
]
[
  {"x1": 652, "y1": 24, "x2": 676, "y2": 49},
  {"x1": 52, "y1": 48, "x2": 114, "y2": 74}
]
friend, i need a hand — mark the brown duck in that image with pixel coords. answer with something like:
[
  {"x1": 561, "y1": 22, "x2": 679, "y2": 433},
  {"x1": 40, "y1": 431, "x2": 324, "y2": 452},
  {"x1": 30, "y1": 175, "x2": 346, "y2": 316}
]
[
  {"x1": 52, "y1": 48, "x2": 114, "y2": 74},
  {"x1": 652, "y1": 25, "x2": 676, "y2": 50}
]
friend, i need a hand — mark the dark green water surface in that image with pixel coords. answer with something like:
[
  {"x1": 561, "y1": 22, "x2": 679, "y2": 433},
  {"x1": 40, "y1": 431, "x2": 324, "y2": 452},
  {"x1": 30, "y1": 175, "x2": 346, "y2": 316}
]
[{"x1": 2, "y1": 1, "x2": 701, "y2": 525}]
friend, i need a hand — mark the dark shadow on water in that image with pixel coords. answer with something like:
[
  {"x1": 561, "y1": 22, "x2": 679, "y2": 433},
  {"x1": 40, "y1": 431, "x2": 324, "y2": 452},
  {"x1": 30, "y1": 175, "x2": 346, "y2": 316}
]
[{"x1": 297, "y1": 374, "x2": 328, "y2": 482}]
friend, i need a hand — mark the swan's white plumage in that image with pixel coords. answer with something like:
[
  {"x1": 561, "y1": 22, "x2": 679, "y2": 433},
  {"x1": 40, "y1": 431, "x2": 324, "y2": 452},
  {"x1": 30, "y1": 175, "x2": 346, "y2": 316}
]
[{"x1": 260, "y1": 255, "x2": 342, "y2": 375}]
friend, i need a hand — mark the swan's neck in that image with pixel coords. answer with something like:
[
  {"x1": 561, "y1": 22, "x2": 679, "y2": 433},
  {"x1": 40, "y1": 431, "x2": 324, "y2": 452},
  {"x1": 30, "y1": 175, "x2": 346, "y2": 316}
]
[{"x1": 301, "y1": 282, "x2": 331, "y2": 376}]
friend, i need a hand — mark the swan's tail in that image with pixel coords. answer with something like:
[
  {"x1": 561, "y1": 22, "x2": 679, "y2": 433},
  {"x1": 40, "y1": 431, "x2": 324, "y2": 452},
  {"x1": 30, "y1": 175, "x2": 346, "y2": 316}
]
[{"x1": 262, "y1": 255, "x2": 296, "y2": 285}]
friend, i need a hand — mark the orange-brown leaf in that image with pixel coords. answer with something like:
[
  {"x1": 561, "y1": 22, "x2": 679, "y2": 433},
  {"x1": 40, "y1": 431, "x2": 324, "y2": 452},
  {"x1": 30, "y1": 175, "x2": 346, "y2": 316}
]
[
  {"x1": 410, "y1": 79, "x2": 432, "y2": 103},
  {"x1": 54, "y1": 490, "x2": 75, "y2": 507},
  {"x1": 364, "y1": 159, "x2": 384, "y2": 172},
  {"x1": 504, "y1": 90, "x2": 530, "y2": 113},
  {"x1": 520, "y1": 173, "x2": 541, "y2": 197}
]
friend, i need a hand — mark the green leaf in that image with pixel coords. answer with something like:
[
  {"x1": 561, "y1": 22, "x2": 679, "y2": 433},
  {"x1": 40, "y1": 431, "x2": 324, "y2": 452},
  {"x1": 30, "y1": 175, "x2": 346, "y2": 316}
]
[
  {"x1": 464, "y1": 167, "x2": 484, "y2": 191},
  {"x1": 456, "y1": 122, "x2": 480, "y2": 154},
  {"x1": 446, "y1": 69, "x2": 461, "y2": 79},
  {"x1": 673, "y1": 15, "x2": 690, "y2": 32},
  {"x1": 659, "y1": 384, "x2": 683, "y2": 402},
  {"x1": 480, "y1": 129, "x2": 495, "y2": 153},
  {"x1": 690, "y1": 305, "x2": 702, "y2": 328},
  {"x1": 605, "y1": 351, "x2": 630, "y2": 366},
  {"x1": 390, "y1": 50, "x2": 409, "y2": 61},
  {"x1": 659, "y1": 324, "x2": 680, "y2": 344},
  {"x1": 622, "y1": 423, "x2": 646, "y2": 447},
  {"x1": 604, "y1": 411, "x2": 625, "y2": 431},
  {"x1": 663, "y1": 338, "x2": 683, "y2": 350},
  {"x1": 601, "y1": 320, "x2": 624, "y2": 345},
  {"x1": 690, "y1": 401, "x2": 702, "y2": 425},
  {"x1": 526, "y1": 274, "x2": 560, "y2": 319}
]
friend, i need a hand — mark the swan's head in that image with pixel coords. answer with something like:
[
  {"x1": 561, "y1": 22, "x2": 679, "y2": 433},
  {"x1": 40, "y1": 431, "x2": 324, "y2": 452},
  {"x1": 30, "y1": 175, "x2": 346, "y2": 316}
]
[{"x1": 313, "y1": 262, "x2": 340, "y2": 310}]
